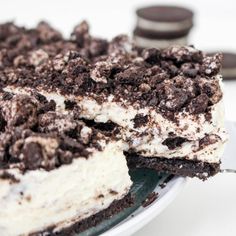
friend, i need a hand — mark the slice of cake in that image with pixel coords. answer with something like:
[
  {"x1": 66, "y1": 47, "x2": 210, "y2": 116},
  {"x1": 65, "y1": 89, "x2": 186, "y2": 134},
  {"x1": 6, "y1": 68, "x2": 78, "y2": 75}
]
[
  {"x1": 0, "y1": 91, "x2": 132, "y2": 235},
  {"x1": 0, "y1": 21, "x2": 227, "y2": 180}
]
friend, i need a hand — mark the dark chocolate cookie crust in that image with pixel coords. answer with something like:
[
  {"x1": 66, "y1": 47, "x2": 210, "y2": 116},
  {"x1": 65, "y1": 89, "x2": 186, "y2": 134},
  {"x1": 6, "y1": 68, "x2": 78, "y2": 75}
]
[
  {"x1": 30, "y1": 193, "x2": 133, "y2": 236},
  {"x1": 126, "y1": 154, "x2": 220, "y2": 180},
  {"x1": 134, "y1": 27, "x2": 192, "y2": 40},
  {"x1": 136, "y1": 5, "x2": 194, "y2": 22}
]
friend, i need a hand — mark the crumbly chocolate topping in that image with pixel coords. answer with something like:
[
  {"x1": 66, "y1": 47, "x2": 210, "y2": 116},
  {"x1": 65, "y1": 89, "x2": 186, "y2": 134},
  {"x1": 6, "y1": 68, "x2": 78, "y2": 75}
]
[
  {"x1": 0, "y1": 21, "x2": 223, "y2": 119},
  {"x1": 0, "y1": 91, "x2": 104, "y2": 172}
]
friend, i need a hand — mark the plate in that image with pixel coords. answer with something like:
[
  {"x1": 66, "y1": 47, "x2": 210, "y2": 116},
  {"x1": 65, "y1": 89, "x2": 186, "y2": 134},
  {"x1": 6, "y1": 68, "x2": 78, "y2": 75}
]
[{"x1": 79, "y1": 169, "x2": 186, "y2": 236}]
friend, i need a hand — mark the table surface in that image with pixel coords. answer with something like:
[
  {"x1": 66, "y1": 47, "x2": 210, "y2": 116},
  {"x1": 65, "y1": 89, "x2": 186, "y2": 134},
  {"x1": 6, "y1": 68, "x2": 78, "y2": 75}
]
[{"x1": 0, "y1": 0, "x2": 236, "y2": 235}]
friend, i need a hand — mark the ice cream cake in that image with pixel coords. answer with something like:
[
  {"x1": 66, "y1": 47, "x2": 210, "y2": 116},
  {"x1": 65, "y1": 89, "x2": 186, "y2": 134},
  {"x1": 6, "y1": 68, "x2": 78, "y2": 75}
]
[{"x1": 0, "y1": 21, "x2": 227, "y2": 235}]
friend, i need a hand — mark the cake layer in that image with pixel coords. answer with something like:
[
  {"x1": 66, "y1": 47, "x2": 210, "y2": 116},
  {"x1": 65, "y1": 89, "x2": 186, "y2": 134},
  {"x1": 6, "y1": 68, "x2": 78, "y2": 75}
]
[
  {"x1": 4, "y1": 84, "x2": 226, "y2": 164},
  {"x1": 0, "y1": 141, "x2": 132, "y2": 235},
  {"x1": 4, "y1": 84, "x2": 224, "y2": 140}
]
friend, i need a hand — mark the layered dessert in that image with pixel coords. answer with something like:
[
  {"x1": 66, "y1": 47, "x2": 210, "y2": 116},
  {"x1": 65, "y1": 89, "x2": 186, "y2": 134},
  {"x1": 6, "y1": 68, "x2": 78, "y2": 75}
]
[{"x1": 0, "y1": 21, "x2": 227, "y2": 235}]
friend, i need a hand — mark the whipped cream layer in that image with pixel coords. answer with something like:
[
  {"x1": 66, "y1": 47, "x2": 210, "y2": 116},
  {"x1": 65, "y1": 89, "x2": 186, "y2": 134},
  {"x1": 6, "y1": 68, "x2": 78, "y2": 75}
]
[
  {"x1": 78, "y1": 94, "x2": 226, "y2": 163},
  {"x1": 0, "y1": 141, "x2": 132, "y2": 236},
  {"x1": 4, "y1": 82, "x2": 226, "y2": 164}
]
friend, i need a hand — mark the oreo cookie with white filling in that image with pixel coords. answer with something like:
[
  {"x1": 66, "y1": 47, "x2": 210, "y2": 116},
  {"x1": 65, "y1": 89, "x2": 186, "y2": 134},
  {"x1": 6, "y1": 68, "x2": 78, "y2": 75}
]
[{"x1": 133, "y1": 5, "x2": 194, "y2": 49}]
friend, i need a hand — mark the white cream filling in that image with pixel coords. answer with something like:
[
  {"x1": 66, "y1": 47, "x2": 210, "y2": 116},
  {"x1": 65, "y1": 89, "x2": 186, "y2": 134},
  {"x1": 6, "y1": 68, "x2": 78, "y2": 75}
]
[
  {"x1": 79, "y1": 95, "x2": 223, "y2": 129},
  {"x1": 0, "y1": 141, "x2": 132, "y2": 236},
  {"x1": 77, "y1": 96, "x2": 226, "y2": 162},
  {"x1": 130, "y1": 130, "x2": 227, "y2": 163},
  {"x1": 137, "y1": 17, "x2": 192, "y2": 32},
  {"x1": 133, "y1": 35, "x2": 188, "y2": 49}
]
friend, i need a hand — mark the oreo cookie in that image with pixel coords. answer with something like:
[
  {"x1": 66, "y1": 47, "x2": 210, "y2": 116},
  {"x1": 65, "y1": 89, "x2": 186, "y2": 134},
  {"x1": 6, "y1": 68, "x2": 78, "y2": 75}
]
[
  {"x1": 133, "y1": 5, "x2": 194, "y2": 49},
  {"x1": 208, "y1": 52, "x2": 236, "y2": 80}
]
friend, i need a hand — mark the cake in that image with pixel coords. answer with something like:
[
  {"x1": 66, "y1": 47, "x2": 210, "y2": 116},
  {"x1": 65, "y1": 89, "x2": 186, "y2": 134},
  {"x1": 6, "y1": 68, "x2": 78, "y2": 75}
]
[
  {"x1": 0, "y1": 21, "x2": 227, "y2": 235},
  {"x1": 133, "y1": 5, "x2": 194, "y2": 48}
]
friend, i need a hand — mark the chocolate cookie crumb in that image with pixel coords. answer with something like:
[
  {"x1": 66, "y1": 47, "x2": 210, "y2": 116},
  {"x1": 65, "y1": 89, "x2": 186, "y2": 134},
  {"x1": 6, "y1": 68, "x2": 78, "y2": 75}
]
[
  {"x1": 188, "y1": 94, "x2": 209, "y2": 114},
  {"x1": 142, "y1": 48, "x2": 160, "y2": 65},
  {"x1": 0, "y1": 112, "x2": 6, "y2": 132},
  {"x1": 142, "y1": 192, "x2": 159, "y2": 207},
  {"x1": 64, "y1": 100, "x2": 77, "y2": 110},
  {"x1": 133, "y1": 114, "x2": 149, "y2": 128},
  {"x1": 162, "y1": 137, "x2": 187, "y2": 150},
  {"x1": 0, "y1": 21, "x2": 222, "y2": 119},
  {"x1": 0, "y1": 171, "x2": 20, "y2": 183}
]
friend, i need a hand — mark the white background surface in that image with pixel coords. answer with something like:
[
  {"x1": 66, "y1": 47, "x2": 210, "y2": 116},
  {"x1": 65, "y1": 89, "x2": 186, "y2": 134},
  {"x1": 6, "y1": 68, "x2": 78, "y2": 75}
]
[{"x1": 1, "y1": 0, "x2": 236, "y2": 235}]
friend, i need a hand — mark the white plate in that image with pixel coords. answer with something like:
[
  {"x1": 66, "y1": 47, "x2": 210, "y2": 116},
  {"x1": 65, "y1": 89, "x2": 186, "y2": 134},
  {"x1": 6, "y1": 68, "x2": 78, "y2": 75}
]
[{"x1": 103, "y1": 176, "x2": 186, "y2": 236}]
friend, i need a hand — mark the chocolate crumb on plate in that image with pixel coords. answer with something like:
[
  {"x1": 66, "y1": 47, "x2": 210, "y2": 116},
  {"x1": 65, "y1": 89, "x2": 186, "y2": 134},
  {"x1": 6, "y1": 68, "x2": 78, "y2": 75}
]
[{"x1": 142, "y1": 192, "x2": 159, "y2": 207}]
